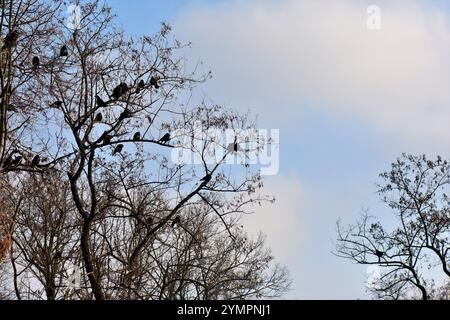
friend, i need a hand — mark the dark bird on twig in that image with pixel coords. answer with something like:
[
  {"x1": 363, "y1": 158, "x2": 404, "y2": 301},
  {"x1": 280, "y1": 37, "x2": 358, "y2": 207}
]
[
  {"x1": 2, "y1": 30, "x2": 19, "y2": 50},
  {"x1": 94, "y1": 112, "x2": 103, "y2": 122},
  {"x1": 31, "y1": 155, "x2": 40, "y2": 167},
  {"x1": 118, "y1": 109, "x2": 132, "y2": 122},
  {"x1": 60, "y1": 45, "x2": 68, "y2": 57},
  {"x1": 171, "y1": 216, "x2": 181, "y2": 228},
  {"x1": 100, "y1": 132, "x2": 112, "y2": 144},
  {"x1": 111, "y1": 82, "x2": 129, "y2": 100},
  {"x1": 150, "y1": 76, "x2": 160, "y2": 89},
  {"x1": 133, "y1": 132, "x2": 141, "y2": 141},
  {"x1": 227, "y1": 136, "x2": 239, "y2": 153},
  {"x1": 50, "y1": 100, "x2": 63, "y2": 108},
  {"x1": 375, "y1": 249, "x2": 384, "y2": 262},
  {"x1": 159, "y1": 133, "x2": 170, "y2": 144},
  {"x1": 137, "y1": 79, "x2": 145, "y2": 93},
  {"x1": 200, "y1": 173, "x2": 212, "y2": 184},
  {"x1": 32, "y1": 56, "x2": 40, "y2": 69},
  {"x1": 146, "y1": 217, "x2": 153, "y2": 227},
  {"x1": 112, "y1": 144, "x2": 123, "y2": 156},
  {"x1": 54, "y1": 251, "x2": 63, "y2": 260},
  {"x1": 96, "y1": 95, "x2": 107, "y2": 108}
]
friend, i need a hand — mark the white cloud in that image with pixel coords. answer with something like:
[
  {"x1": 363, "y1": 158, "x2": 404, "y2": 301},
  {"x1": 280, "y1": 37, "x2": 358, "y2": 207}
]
[
  {"x1": 242, "y1": 174, "x2": 309, "y2": 261},
  {"x1": 175, "y1": 0, "x2": 450, "y2": 148}
]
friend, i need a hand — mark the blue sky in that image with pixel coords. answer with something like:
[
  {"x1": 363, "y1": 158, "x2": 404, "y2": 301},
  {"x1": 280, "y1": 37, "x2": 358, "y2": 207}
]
[{"x1": 105, "y1": 0, "x2": 450, "y2": 299}]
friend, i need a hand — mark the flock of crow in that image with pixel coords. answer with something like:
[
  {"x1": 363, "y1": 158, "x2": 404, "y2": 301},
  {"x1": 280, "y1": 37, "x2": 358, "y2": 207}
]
[{"x1": 1, "y1": 30, "x2": 242, "y2": 189}]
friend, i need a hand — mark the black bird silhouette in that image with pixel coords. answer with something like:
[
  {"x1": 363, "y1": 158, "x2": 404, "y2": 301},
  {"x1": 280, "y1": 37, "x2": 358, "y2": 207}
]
[
  {"x1": 150, "y1": 76, "x2": 160, "y2": 89},
  {"x1": 111, "y1": 82, "x2": 129, "y2": 100},
  {"x1": 11, "y1": 156, "x2": 22, "y2": 166},
  {"x1": 137, "y1": 79, "x2": 145, "y2": 92},
  {"x1": 50, "y1": 100, "x2": 63, "y2": 108},
  {"x1": 200, "y1": 173, "x2": 212, "y2": 184},
  {"x1": 375, "y1": 249, "x2": 384, "y2": 262},
  {"x1": 94, "y1": 112, "x2": 103, "y2": 122},
  {"x1": 100, "y1": 132, "x2": 112, "y2": 144},
  {"x1": 146, "y1": 217, "x2": 153, "y2": 227},
  {"x1": 60, "y1": 45, "x2": 68, "y2": 57},
  {"x1": 31, "y1": 155, "x2": 40, "y2": 167},
  {"x1": 171, "y1": 216, "x2": 181, "y2": 227},
  {"x1": 2, "y1": 31, "x2": 19, "y2": 50},
  {"x1": 159, "y1": 133, "x2": 170, "y2": 144},
  {"x1": 32, "y1": 56, "x2": 40, "y2": 69},
  {"x1": 118, "y1": 109, "x2": 132, "y2": 121},
  {"x1": 112, "y1": 144, "x2": 124, "y2": 156},
  {"x1": 133, "y1": 132, "x2": 141, "y2": 141},
  {"x1": 96, "y1": 95, "x2": 107, "y2": 108}
]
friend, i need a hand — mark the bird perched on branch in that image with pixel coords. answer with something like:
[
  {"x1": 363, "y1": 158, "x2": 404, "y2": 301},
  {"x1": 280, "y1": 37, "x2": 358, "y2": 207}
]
[
  {"x1": 227, "y1": 136, "x2": 240, "y2": 153},
  {"x1": 100, "y1": 132, "x2": 112, "y2": 144},
  {"x1": 50, "y1": 100, "x2": 63, "y2": 108},
  {"x1": 150, "y1": 76, "x2": 160, "y2": 89},
  {"x1": 159, "y1": 133, "x2": 170, "y2": 144},
  {"x1": 137, "y1": 79, "x2": 145, "y2": 93},
  {"x1": 375, "y1": 249, "x2": 384, "y2": 262},
  {"x1": 171, "y1": 216, "x2": 181, "y2": 228},
  {"x1": 96, "y1": 95, "x2": 107, "y2": 108},
  {"x1": 94, "y1": 112, "x2": 103, "y2": 122},
  {"x1": 133, "y1": 132, "x2": 141, "y2": 141},
  {"x1": 111, "y1": 82, "x2": 129, "y2": 100},
  {"x1": 60, "y1": 45, "x2": 68, "y2": 57},
  {"x1": 32, "y1": 56, "x2": 40, "y2": 69},
  {"x1": 31, "y1": 155, "x2": 40, "y2": 167},
  {"x1": 118, "y1": 109, "x2": 132, "y2": 121},
  {"x1": 2, "y1": 30, "x2": 19, "y2": 50},
  {"x1": 112, "y1": 144, "x2": 124, "y2": 156},
  {"x1": 200, "y1": 173, "x2": 212, "y2": 184}
]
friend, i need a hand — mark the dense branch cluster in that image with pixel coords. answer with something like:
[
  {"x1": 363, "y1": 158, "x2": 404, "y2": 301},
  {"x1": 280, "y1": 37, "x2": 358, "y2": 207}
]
[
  {"x1": 0, "y1": 0, "x2": 290, "y2": 300},
  {"x1": 336, "y1": 154, "x2": 450, "y2": 300}
]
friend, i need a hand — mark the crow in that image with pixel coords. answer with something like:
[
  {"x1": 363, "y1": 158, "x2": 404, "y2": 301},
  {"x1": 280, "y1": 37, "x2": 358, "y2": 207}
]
[
  {"x1": 375, "y1": 250, "x2": 384, "y2": 262},
  {"x1": 32, "y1": 56, "x2": 40, "y2": 69},
  {"x1": 133, "y1": 132, "x2": 141, "y2": 141},
  {"x1": 137, "y1": 79, "x2": 145, "y2": 93},
  {"x1": 159, "y1": 133, "x2": 170, "y2": 144},
  {"x1": 145, "y1": 217, "x2": 153, "y2": 227},
  {"x1": 100, "y1": 132, "x2": 112, "y2": 144},
  {"x1": 111, "y1": 82, "x2": 129, "y2": 100},
  {"x1": 31, "y1": 155, "x2": 40, "y2": 167},
  {"x1": 112, "y1": 144, "x2": 124, "y2": 156},
  {"x1": 200, "y1": 173, "x2": 211, "y2": 184},
  {"x1": 227, "y1": 137, "x2": 239, "y2": 153},
  {"x1": 96, "y1": 95, "x2": 107, "y2": 108},
  {"x1": 2, "y1": 31, "x2": 19, "y2": 50},
  {"x1": 94, "y1": 112, "x2": 103, "y2": 122},
  {"x1": 50, "y1": 101, "x2": 63, "y2": 108},
  {"x1": 118, "y1": 109, "x2": 132, "y2": 121},
  {"x1": 60, "y1": 45, "x2": 68, "y2": 57},
  {"x1": 171, "y1": 216, "x2": 181, "y2": 228},
  {"x1": 150, "y1": 76, "x2": 160, "y2": 89}
]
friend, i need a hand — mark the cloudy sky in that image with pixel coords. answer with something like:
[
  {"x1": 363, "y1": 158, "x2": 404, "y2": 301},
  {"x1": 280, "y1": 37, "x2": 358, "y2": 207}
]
[{"x1": 107, "y1": 0, "x2": 450, "y2": 299}]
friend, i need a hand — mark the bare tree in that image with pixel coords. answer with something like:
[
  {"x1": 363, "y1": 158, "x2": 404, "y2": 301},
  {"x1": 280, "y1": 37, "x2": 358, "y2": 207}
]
[
  {"x1": 0, "y1": 0, "x2": 290, "y2": 300},
  {"x1": 336, "y1": 154, "x2": 450, "y2": 300}
]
